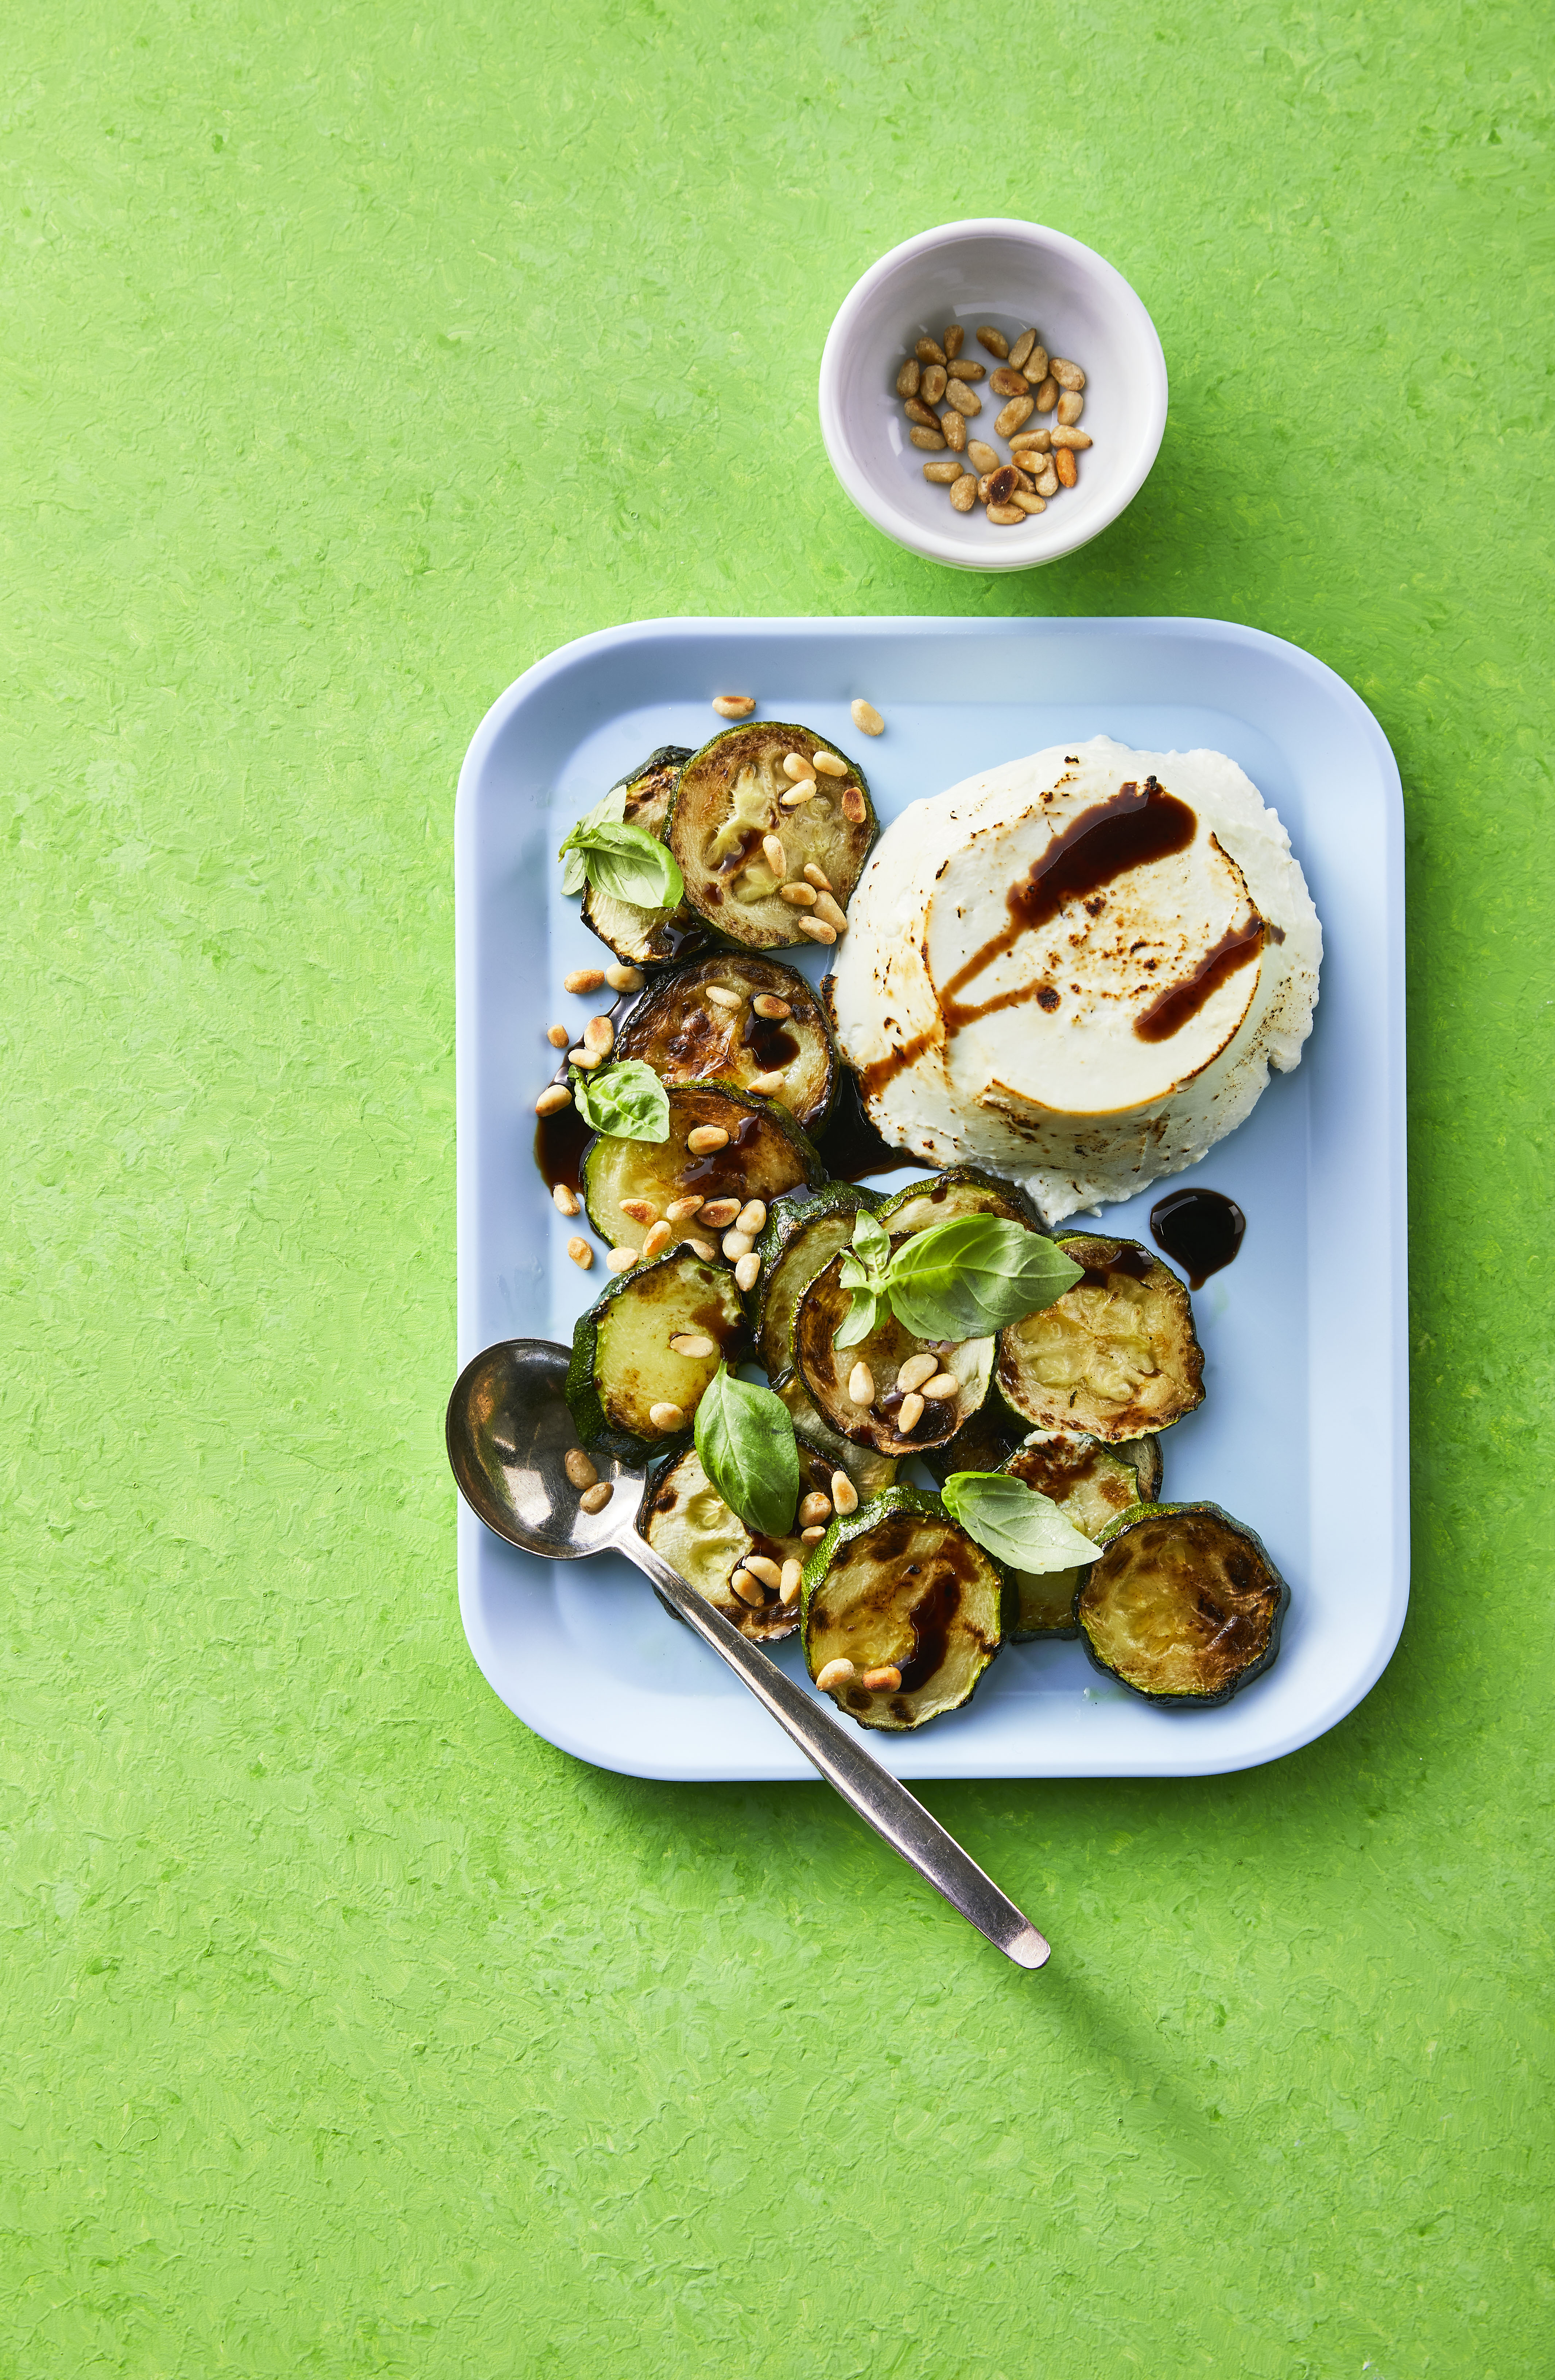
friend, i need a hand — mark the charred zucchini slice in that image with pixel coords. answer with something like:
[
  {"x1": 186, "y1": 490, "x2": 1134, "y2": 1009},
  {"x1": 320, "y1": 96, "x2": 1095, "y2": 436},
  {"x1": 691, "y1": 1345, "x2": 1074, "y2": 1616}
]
[
  {"x1": 581, "y1": 1080, "x2": 825, "y2": 1257},
  {"x1": 802, "y1": 1486, "x2": 1007, "y2": 1732},
  {"x1": 640, "y1": 1439, "x2": 836, "y2": 1644},
  {"x1": 753, "y1": 1183, "x2": 882, "y2": 1378},
  {"x1": 998, "y1": 1433, "x2": 1162, "y2": 1641},
  {"x1": 667, "y1": 722, "x2": 877, "y2": 950},
  {"x1": 581, "y1": 746, "x2": 714, "y2": 969},
  {"x1": 771, "y1": 1369, "x2": 900, "y2": 1499},
  {"x1": 794, "y1": 1246, "x2": 994, "y2": 1457},
  {"x1": 1078, "y1": 1502, "x2": 1288, "y2": 1706},
  {"x1": 918, "y1": 1404, "x2": 1025, "y2": 1487},
  {"x1": 566, "y1": 1250, "x2": 746, "y2": 1462},
  {"x1": 613, "y1": 955, "x2": 839, "y2": 1133},
  {"x1": 996, "y1": 1232, "x2": 1206, "y2": 1442},
  {"x1": 877, "y1": 1164, "x2": 1043, "y2": 1237}
]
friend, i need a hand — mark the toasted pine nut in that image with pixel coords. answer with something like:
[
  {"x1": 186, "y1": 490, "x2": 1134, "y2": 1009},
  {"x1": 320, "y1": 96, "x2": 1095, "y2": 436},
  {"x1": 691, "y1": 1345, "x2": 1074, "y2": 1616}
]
[
  {"x1": 812, "y1": 892, "x2": 848, "y2": 936},
  {"x1": 923, "y1": 459, "x2": 963, "y2": 483},
  {"x1": 920, "y1": 363, "x2": 947, "y2": 405},
  {"x1": 860, "y1": 1665, "x2": 901, "y2": 1692},
  {"x1": 909, "y1": 426, "x2": 946, "y2": 450},
  {"x1": 669, "y1": 1333, "x2": 716, "y2": 1357},
  {"x1": 995, "y1": 395, "x2": 1035, "y2": 439},
  {"x1": 799, "y1": 1491, "x2": 833, "y2": 1527},
  {"x1": 851, "y1": 700, "x2": 884, "y2": 737},
  {"x1": 914, "y1": 337, "x2": 946, "y2": 366},
  {"x1": 841, "y1": 785, "x2": 868, "y2": 821},
  {"x1": 897, "y1": 1391, "x2": 925, "y2": 1432},
  {"x1": 579, "y1": 1482, "x2": 614, "y2": 1515},
  {"x1": 647, "y1": 1400, "x2": 685, "y2": 1432},
  {"x1": 713, "y1": 694, "x2": 756, "y2": 718},
  {"x1": 811, "y1": 753, "x2": 846, "y2": 778},
  {"x1": 563, "y1": 967, "x2": 606, "y2": 994},
  {"x1": 1055, "y1": 448, "x2": 1078, "y2": 489},
  {"x1": 569, "y1": 1045, "x2": 600, "y2": 1070},
  {"x1": 722, "y1": 1229, "x2": 755, "y2": 1260},
  {"x1": 896, "y1": 1353, "x2": 938, "y2": 1392},
  {"x1": 761, "y1": 834, "x2": 786, "y2": 877},
  {"x1": 606, "y1": 1247, "x2": 637, "y2": 1273},
  {"x1": 741, "y1": 1554, "x2": 782, "y2": 1590},
  {"x1": 1057, "y1": 392, "x2": 1084, "y2": 426},
  {"x1": 546, "y1": 1023, "x2": 570, "y2": 1047},
  {"x1": 986, "y1": 503, "x2": 1025, "y2": 525},
  {"x1": 780, "y1": 882, "x2": 818, "y2": 907},
  {"x1": 942, "y1": 409, "x2": 967, "y2": 451},
  {"x1": 944, "y1": 381, "x2": 981, "y2": 419},
  {"x1": 618, "y1": 1198, "x2": 659, "y2": 1225},
  {"x1": 989, "y1": 367, "x2": 1029, "y2": 398},
  {"x1": 735, "y1": 1200, "x2": 767, "y2": 1235},
  {"x1": 1023, "y1": 345, "x2": 1049, "y2": 385},
  {"x1": 1033, "y1": 376, "x2": 1058, "y2": 412},
  {"x1": 830, "y1": 1471, "x2": 859, "y2": 1515},
  {"x1": 983, "y1": 465, "x2": 1019, "y2": 507},
  {"x1": 798, "y1": 919, "x2": 836, "y2": 945},
  {"x1": 947, "y1": 361, "x2": 986, "y2": 384},
  {"x1": 903, "y1": 396, "x2": 941, "y2": 431},
  {"x1": 730, "y1": 1567, "x2": 767, "y2": 1607},
  {"x1": 665, "y1": 1194, "x2": 705, "y2": 1221},
  {"x1": 734, "y1": 1252, "x2": 761, "y2": 1292},
  {"x1": 567, "y1": 1235, "x2": 593, "y2": 1269},
  {"x1": 1008, "y1": 328, "x2": 1038, "y2": 372},
  {"x1": 977, "y1": 325, "x2": 1009, "y2": 358},
  {"x1": 1011, "y1": 428, "x2": 1052, "y2": 453},
  {"x1": 967, "y1": 440, "x2": 1000, "y2": 474},
  {"x1": 641, "y1": 1220, "x2": 672, "y2": 1258},
  {"x1": 896, "y1": 358, "x2": 920, "y2": 398},
  {"x1": 1051, "y1": 426, "x2": 1092, "y2": 450},
  {"x1": 748, "y1": 1070, "x2": 786, "y2": 1096},
  {"x1": 801, "y1": 861, "x2": 833, "y2": 893},
  {"x1": 564, "y1": 1448, "x2": 599, "y2": 1489},
  {"x1": 847, "y1": 1361, "x2": 875, "y2": 1406},
  {"x1": 686, "y1": 1125, "x2": 729, "y2": 1154},
  {"x1": 1013, "y1": 491, "x2": 1046, "y2": 514},
  {"x1": 783, "y1": 751, "x2": 817, "y2": 782},
  {"x1": 686, "y1": 1238, "x2": 716, "y2": 1259},
  {"x1": 779, "y1": 782, "x2": 816, "y2": 807},
  {"x1": 943, "y1": 324, "x2": 964, "y2": 359},
  {"x1": 922, "y1": 1371, "x2": 959, "y2": 1400},
  {"x1": 779, "y1": 1559, "x2": 803, "y2": 1607},
  {"x1": 801, "y1": 1524, "x2": 827, "y2": 1544},
  {"x1": 705, "y1": 984, "x2": 742, "y2": 1011},
  {"x1": 815, "y1": 1658, "x2": 857, "y2": 1693},
  {"x1": 1051, "y1": 358, "x2": 1085, "y2": 391},
  {"x1": 552, "y1": 1182, "x2": 581, "y2": 1217},
  {"x1": 949, "y1": 473, "x2": 977, "y2": 512},
  {"x1": 1035, "y1": 462, "x2": 1059, "y2": 498},
  {"x1": 536, "y1": 1084, "x2": 573, "y2": 1116},
  {"x1": 751, "y1": 993, "x2": 792, "y2": 1018},
  {"x1": 583, "y1": 1014, "x2": 614, "y2": 1055},
  {"x1": 605, "y1": 962, "x2": 644, "y2": 992},
  {"x1": 700, "y1": 1198, "x2": 741, "y2": 1227}
]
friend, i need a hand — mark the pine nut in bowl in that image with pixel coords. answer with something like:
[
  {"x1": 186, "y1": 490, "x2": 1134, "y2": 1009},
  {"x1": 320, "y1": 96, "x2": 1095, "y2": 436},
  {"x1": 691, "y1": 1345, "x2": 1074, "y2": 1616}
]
[{"x1": 818, "y1": 218, "x2": 1167, "y2": 573}]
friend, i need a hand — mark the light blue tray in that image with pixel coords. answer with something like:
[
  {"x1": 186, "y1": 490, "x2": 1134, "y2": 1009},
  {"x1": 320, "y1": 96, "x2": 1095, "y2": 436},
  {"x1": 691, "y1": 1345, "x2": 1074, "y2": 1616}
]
[{"x1": 454, "y1": 617, "x2": 1406, "y2": 1780}]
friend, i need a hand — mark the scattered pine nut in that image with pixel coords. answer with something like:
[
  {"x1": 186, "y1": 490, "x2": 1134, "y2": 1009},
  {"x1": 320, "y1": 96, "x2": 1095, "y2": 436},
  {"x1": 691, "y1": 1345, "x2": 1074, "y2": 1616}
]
[
  {"x1": 780, "y1": 782, "x2": 816, "y2": 807},
  {"x1": 802, "y1": 861, "x2": 833, "y2": 893},
  {"x1": 569, "y1": 1045, "x2": 601, "y2": 1070},
  {"x1": 977, "y1": 325, "x2": 1009, "y2": 358},
  {"x1": 686, "y1": 1238, "x2": 716, "y2": 1259},
  {"x1": 851, "y1": 699, "x2": 884, "y2": 736},
  {"x1": 564, "y1": 1448, "x2": 599, "y2": 1490},
  {"x1": 546, "y1": 1023, "x2": 570, "y2": 1047},
  {"x1": 666, "y1": 1194, "x2": 705, "y2": 1221},
  {"x1": 1055, "y1": 448, "x2": 1078, "y2": 489},
  {"x1": 920, "y1": 363, "x2": 947, "y2": 405},
  {"x1": 801, "y1": 1525, "x2": 826, "y2": 1545},
  {"x1": 761, "y1": 834, "x2": 787, "y2": 876},
  {"x1": 903, "y1": 396, "x2": 941, "y2": 431},
  {"x1": 722, "y1": 1229, "x2": 755, "y2": 1260},
  {"x1": 783, "y1": 751, "x2": 817, "y2": 782},
  {"x1": 605, "y1": 962, "x2": 644, "y2": 992},
  {"x1": 779, "y1": 1560, "x2": 803, "y2": 1607},
  {"x1": 567, "y1": 1235, "x2": 592, "y2": 1269},
  {"x1": 811, "y1": 752, "x2": 846, "y2": 777},
  {"x1": 1051, "y1": 426, "x2": 1092, "y2": 449},
  {"x1": 1013, "y1": 491, "x2": 1046, "y2": 515},
  {"x1": 986, "y1": 504, "x2": 1025, "y2": 525},
  {"x1": 967, "y1": 440, "x2": 1000, "y2": 474},
  {"x1": 1023, "y1": 345, "x2": 1049, "y2": 385},
  {"x1": 896, "y1": 358, "x2": 921, "y2": 398},
  {"x1": 579, "y1": 1482, "x2": 614, "y2": 1515},
  {"x1": 812, "y1": 892, "x2": 848, "y2": 936},
  {"x1": 798, "y1": 919, "x2": 836, "y2": 945},
  {"x1": 734, "y1": 1251, "x2": 761, "y2": 1292},
  {"x1": 713, "y1": 694, "x2": 756, "y2": 718},
  {"x1": 943, "y1": 325, "x2": 964, "y2": 360},
  {"x1": 816, "y1": 1658, "x2": 857, "y2": 1693},
  {"x1": 1035, "y1": 461, "x2": 1059, "y2": 498},
  {"x1": 860, "y1": 1665, "x2": 902, "y2": 1692},
  {"x1": 730, "y1": 1567, "x2": 766, "y2": 1607},
  {"x1": 563, "y1": 968, "x2": 606, "y2": 994},
  {"x1": 909, "y1": 426, "x2": 946, "y2": 450},
  {"x1": 583, "y1": 1014, "x2": 614, "y2": 1055},
  {"x1": 897, "y1": 1391, "x2": 925, "y2": 1432},
  {"x1": 619, "y1": 1197, "x2": 658, "y2": 1223},
  {"x1": 943, "y1": 381, "x2": 981, "y2": 419},
  {"x1": 830, "y1": 1471, "x2": 859, "y2": 1515},
  {"x1": 752, "y1": 993, "x2": 791, "y2": 1019},
  {"x1": 914, "y1": 336, "x2": 947, "y2": 366},
  {"x1": 706, "y1": 983, "x2": 743, "y2": 1010},
  {"x1": 989, "y1": 367, "x2": 1029, "y2": 398},
  {"x1": 1033, "y1": 376, "x2": 1058, "y2": 412},
  {"x1": 641, "y1": 1220, "x2": 672, "y2": 1258},
  {"x1": 700, "y1": 1198, "x2": 741, "y2": 1227},
  {"x1": 897, "y1": 1353, "x2": 938, "y2": 1393},
  {"x1": 735, "y1": 1200, "x2": 767, "y2": 1235},
  {"x1": 780, "y1": 882, "x2": 818, "y2": 907},
  {"x1": 606, "y1": 1246, "x2": 637, "y2": 1273},
  {"x1": 922, "y1": 1372, "x2": 959, "y2": 1399},
  {"x1": 687, "y1": 1125, "x2": 729, "y2": 1154},
  {"x1": 744, "y1": 1554, "x2": 783, "y2": 1590},
  {"x1": 949, "y1": 474, "x2": 977, "y2": 512},
  {"x1": 552, "y1": 1183, "x2": 581, "y2": 1217},
  {"x1": 923, "y1": 459, "x2": 962, "y2": 484},
  {"x1": 847, "y1": 1361, "x2": 875, "y2": 1407},
  {"x1": 1008, "y1": 328, "x2": 1037, "y2": 372},
  {"x1": 1051, "y1": 358, "x2": 1085, "y2": 391},
  {"x1": 748, "y1": 1070, "x2": 785, "y2": 1096},
  {"x1": 669, "y1": 1333, "x2": 716, "y2": 1358},
  {"x1": 995, "y1": 395, "x2": 1035, "y2": 439},
  {"x1": 799, "y1": 1491, "x2": 833, "y2": 1527},
  {"x1": 1011, "y1": 428, "x2": 1052, "y2": 454},
  {"x1": 1056, "y1": 392, "x2": 1085, "y2": 427},
  {"x1": 942, "y1": 410, "x2": 967, "y2": 452},
  {"x1": 841, "y1": 786, "x2": 868, "y2": 822},
  {"x1": 647, "y1": 1400, "x2": 685, "y2": 1432},
  {"x1": 946, "y1": 358, "x2": 985, "y2": 382},
  {"x1": 536, "y1": 1084, "x2": 573, "y2": 1116},
  {"x1": 984, "y1": 466, "x2": 1019, "y2": 507}
]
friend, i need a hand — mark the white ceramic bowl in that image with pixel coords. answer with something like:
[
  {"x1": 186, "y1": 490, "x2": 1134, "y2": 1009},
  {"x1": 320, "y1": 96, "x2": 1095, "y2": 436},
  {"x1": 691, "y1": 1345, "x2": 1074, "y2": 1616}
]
[{"x1": 818, "y1": 218, "x2": 1167, "y2": 573}]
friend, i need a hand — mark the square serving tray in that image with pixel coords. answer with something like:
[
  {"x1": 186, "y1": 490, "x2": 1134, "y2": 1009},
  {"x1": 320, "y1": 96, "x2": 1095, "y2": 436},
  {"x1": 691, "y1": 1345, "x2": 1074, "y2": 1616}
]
[{"x1": 454, "y1": 616, "x2": 1406, "y2": 1781}]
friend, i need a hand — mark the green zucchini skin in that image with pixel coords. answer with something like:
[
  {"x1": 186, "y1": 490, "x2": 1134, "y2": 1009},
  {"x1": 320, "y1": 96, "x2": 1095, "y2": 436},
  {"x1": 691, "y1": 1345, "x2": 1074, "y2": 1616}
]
[
  {"x1": 565, "y1": 1249, "x2": 748, "y2": 1464},
  {"x1": 581, "y1": 745, "x2": 716, "y2": 970},
  {"x1": 770, "y1": 1367, "x2": 900, "y2": 1499},
  {"x1": 876, "y1": 1164, "x2": 1045, "y2": 1237},
  {"x1": 996, "y1": 1432, "x2": 1162, "y2": 1642},
  {"x1": 580, "y1": 1079, "x2": 826, "y2": 1256},
  {"x1": 996, "y1": 1230, "x2": 1206, "y2": 1443},
  {"x1": 613, "y1": 954, "x2": 839, "y2": 1134},
  {"x1": 1078, "y1": 1501, "x2": 1289, "y2": 1706},
  {"x1": 666, "y1": 721, "x2": 878, "y2": 950},
  {"x1": 752, "y1": 1182, "x2": 882, "y2": 1377},
  {"x1": 800, "y1": 1485, "x2": 1009, "y2": 1732},
  {"x1": 639, "y1": 1439, "x2": 836, "y2": 1643}
]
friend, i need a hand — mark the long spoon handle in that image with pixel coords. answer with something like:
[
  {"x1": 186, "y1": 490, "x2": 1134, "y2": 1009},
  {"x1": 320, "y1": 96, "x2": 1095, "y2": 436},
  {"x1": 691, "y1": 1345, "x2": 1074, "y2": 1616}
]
[{"x1": 622, "y1": 1535, "x2": 1050, "y2": 1970}]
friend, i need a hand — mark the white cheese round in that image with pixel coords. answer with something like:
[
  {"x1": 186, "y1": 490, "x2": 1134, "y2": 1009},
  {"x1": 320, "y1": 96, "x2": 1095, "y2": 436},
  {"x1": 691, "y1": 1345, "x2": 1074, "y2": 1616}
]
[{"x1": 829, "y1": 735, "x2": 1322, "y2": 1220}]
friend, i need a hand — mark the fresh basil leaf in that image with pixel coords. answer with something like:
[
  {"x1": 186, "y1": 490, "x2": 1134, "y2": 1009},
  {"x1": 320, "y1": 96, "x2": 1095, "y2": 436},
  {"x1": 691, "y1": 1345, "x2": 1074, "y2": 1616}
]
[
  {"x1": 941, "y1": 1470, "x2": 1101, "y2": 1573},
  {"x1": 560, "y1": 817, "x2": 685, "y2": 911},
  {"x1": 832, "y1": 1283, "x2": 887, "y2": 1350},
  {"x1": 885, "y1": 1216, "x2": 1083, "y2": 1341},
  {"x1": 852, "y1": 1208, "x2": 891, "y2": 1269},
  {"x1": 694, "y1": 1367, "x2": 800, "y2": 1538},
  {"x1": 558, "y1": 786, "x2": 627, "y2": 895},
  {"x1": 569, "y1": 1060, "x2": 669, "y2": 1143}
]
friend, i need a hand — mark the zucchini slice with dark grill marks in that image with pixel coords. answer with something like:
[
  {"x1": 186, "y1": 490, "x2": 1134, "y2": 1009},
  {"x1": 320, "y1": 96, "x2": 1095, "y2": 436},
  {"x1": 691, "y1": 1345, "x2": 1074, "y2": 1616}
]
[
  {"x1": 801, "y1": 1485, "x2": 1008, "y2": 1732},
  {"x1": 918, "y1": 1404, "x2": 1025, "y2": 1487},
  {"x1": 639, "y1": 1440, "x2": 836, "y2": 1644},
  {"x1": 771, "y1": 1368, "x2": 900, "y2": 1499},
  {"x1": 581, "y1": 1081, "x2": 825, "y2": 1257},
  {"x1": 753, "y1": 1183, "x2": 882, "y2": 1378},
  {"x1": 996, "y1": 1231, "x2": 1205, "y2": 1443},
  {"x1": 667, "y1": 722, "x2": 878, "y2": 950},
  {"x1": 1078, "y1": 1502, "x2": 1288, "y2": 1706},
  {"x1": 877, "y1": 1164, "x2": 1044, "y2": 1237},
  {"x1": 566, "y1": 1249, "x2": 747, "y2": 1463},
  {"x1": 581, "y1": 746, "x2": 715, "y2": 970},
  {"x1": 998, "y1": 1432, "x2": 1162, "y2": 1641},
  {"x1": 613, "y1": 955, "x2": 839, "y2": 1133},
  {"x1": 794, "y1": 1246, "x2": 994, "y2": 1457}
]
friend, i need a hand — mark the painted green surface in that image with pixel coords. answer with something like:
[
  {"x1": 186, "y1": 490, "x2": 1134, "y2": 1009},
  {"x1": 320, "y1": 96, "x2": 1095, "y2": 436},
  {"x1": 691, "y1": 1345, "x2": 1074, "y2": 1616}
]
[{"x1": 1, "y1": 0, "x2": 1550, "y2": 2371}]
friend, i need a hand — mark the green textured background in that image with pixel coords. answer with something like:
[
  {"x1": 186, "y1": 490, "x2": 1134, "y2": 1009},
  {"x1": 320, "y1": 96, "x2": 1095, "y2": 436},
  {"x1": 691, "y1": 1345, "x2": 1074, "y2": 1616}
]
[{"x1": 3, "y1": 1, "x2": 1551, "y2": 2371}]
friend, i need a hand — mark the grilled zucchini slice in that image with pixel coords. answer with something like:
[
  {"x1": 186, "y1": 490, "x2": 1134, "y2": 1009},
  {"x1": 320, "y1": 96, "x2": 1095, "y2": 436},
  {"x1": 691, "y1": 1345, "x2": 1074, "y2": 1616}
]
[
  {"x1": 639, "y1": 1439, "x2": 837, "y2": 1644},
  {"x1": 581, "y1": 1080, "x2": 825, "y2": 1257},
  {"x1": 752, "y1": 1183, "x2": 882, "y2": 1378},
  {"x1": 566, "y1": 1250, "x2": 746, "y2": 1463},
  {"x1": 613, "y1": 954, "x2": 839, "y2": 1133},
  {"x1": 581, "y1": 746, "x2": 714, "y2": 969},
  {"x1": 794, "y1": 1247, "x2": 994, "y2": 1457},
  {"x1": 877, "y1": 1164, "x2": 1043, "y2": 1237},
  {"x1": 771, "y1": 1369, "x2": 900, "y2": 1498},
  {"x1": 1078, "y1": 1502, "x2": 1288, "y2": 1706},
  {"x1": 919, "y1": 1404, "x2": 1025, "y2": 1486},
  {"x1": 998, "y1": 1432, "x2": 1163, "y2": 1641},
  {"x1": 667, "y1": 722, "x2": 878, "y2": 949},
  {"x1": 996, "y1": 1232, "x2": 1206, "y2": 1442},
  {"x1": 801, "y1": 1486, "x2": 1007, "y2": 1732}
]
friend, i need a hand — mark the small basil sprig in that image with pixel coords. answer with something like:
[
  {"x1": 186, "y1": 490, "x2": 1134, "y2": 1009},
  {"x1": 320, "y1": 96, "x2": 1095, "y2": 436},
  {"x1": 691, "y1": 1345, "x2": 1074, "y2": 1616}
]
[
  {"x1": 559, "y1": 789, "x2": 685, "y2": 910},
  {"x1": 941, "y1": 1471, "x2": 1101, "y2": 1574},
  {"x1": 569, "y1": 1060, "x2": 669, "y2": 1143},
  {"x1": 832, "y1": 1210, "x2": 1083, "y2": 1350},
  {"x1": 694, "y1": 1366, "x2": 800, "y2": 1539}
]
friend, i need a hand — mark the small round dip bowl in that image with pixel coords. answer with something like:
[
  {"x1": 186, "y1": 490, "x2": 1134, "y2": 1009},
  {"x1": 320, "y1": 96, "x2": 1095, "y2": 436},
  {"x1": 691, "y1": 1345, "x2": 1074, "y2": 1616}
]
[{"x1": 818, "y1": 218, "x2": 1168, "y2": 573}]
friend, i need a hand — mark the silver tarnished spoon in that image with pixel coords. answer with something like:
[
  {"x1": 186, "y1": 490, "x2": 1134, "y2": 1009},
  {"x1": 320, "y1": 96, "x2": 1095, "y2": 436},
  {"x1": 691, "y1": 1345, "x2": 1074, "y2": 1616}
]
[{"x1": 446, "y1": 1338, "x2": 1050, "y2": 1971}]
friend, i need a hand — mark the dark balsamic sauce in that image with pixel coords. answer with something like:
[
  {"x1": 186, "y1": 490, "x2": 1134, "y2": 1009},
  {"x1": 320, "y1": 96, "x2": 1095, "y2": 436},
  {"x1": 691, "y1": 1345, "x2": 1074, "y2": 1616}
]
[
  {"x1": 535, "y1": 1103, "x2": 592, "y2": 1196},
  {"x1": 1149, "y1": 1187, "x2": 1246, "y2": 1289},
  {"x1": 896, "y1": 1569, "x2": 962, "y2": 1693},
  {"x1": 813, "y1": 1072, "x2": 934, "y2": 1183}
]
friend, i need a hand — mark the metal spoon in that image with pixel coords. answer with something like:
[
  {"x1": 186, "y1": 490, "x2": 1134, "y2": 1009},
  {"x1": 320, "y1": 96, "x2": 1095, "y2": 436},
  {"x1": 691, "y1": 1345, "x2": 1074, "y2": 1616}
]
[{"x1": 446, "y1": 1337, "x2": 1050, "y2": 1971}]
